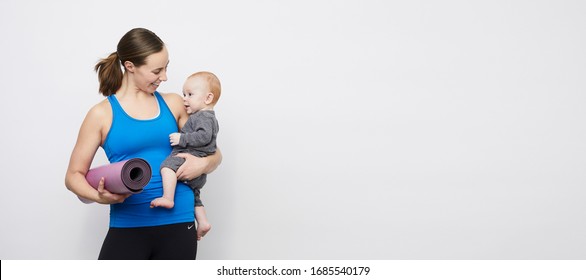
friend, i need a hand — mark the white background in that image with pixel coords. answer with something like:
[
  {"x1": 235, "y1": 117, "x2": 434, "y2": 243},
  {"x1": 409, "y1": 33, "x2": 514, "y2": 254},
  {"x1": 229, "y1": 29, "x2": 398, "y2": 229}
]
[{"x1": 0, "y1": 0, "x2": 585, "y2": 259}]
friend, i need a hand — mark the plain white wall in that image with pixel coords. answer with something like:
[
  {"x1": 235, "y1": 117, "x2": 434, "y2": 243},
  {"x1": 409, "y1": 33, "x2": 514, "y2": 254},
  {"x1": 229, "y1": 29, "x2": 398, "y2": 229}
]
[{"x1": 1, "y1": 0, "x2": 585, "y2": 259}]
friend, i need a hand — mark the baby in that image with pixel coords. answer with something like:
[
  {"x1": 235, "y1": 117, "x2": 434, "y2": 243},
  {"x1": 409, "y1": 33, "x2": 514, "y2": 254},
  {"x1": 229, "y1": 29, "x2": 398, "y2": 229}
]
[{"x1": 151, "y1": 71, "x2": 220, "y2": 240}]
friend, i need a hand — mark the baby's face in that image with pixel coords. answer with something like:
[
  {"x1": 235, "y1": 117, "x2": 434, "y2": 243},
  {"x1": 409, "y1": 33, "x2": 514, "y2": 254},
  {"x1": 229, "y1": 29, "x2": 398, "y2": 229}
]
[{"x1": 182, "y1": 77, "x2": 209, "y2": 114}]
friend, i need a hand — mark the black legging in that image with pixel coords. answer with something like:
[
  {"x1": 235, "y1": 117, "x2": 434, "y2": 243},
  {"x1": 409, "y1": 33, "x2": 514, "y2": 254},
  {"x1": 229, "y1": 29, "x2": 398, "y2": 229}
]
[{"x1": 98, "y1": 222, "x2": 197, "y2": 260}]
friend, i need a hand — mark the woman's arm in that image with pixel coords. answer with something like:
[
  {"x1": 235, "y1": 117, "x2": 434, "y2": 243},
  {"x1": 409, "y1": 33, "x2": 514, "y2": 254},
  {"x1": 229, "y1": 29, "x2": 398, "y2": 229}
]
[
  {"x1": 64, "y1": 103, "x2": 129, "y2": 204},
  {"x1": 175, "y1": 149, "x2": 222, "y2": 181}
]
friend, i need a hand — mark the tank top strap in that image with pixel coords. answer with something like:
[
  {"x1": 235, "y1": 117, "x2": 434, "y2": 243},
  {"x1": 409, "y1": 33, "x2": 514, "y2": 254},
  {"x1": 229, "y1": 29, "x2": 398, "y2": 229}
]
[
  {"x1": 153, "y1": 91, "x2": 175, "y2": 119},
  {"x1": 106, "y1": 94, "x2": 124, "y2": 117}
]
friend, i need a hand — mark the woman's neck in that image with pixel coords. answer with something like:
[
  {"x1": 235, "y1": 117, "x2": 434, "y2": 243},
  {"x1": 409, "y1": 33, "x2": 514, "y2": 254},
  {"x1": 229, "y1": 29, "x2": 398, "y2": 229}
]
[{"x1": 116, "y1": 74, "x2": 154, "y2": 99}]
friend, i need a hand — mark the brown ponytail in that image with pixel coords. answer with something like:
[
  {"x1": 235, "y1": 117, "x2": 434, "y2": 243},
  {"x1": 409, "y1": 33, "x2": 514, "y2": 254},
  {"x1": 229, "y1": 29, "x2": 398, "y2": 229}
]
[
  {"x1": 94, "y1": 28, "x2": 165, "y2": 96},
  {"x1": 94, "y1": 52, "x2": 123, "y2": 96}
]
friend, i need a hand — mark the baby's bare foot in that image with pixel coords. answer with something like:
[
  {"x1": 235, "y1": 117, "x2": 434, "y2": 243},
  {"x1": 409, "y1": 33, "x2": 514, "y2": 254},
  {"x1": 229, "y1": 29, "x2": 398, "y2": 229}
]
[{"x1": 150, "y1": 197, "x2": 174, "y2": 209}]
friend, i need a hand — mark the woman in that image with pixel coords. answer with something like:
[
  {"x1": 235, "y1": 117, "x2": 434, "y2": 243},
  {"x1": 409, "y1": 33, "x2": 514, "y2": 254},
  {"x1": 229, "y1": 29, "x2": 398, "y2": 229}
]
[{"x1": 65, "y1": 28, "x2": 221, "y2": 259}]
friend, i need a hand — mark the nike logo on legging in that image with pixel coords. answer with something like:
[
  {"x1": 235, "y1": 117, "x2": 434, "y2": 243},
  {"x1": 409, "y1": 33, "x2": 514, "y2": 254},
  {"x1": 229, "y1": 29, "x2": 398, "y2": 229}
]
[{"x1": 188, "y1": 224, "x2": 194, "y2": 229}]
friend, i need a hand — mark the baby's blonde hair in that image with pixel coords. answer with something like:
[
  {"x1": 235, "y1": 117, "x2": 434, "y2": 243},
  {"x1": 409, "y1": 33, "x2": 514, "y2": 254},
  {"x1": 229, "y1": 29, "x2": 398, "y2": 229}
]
[{"x1": 188, "y1": 71, "x2": 221, "y2": 104}]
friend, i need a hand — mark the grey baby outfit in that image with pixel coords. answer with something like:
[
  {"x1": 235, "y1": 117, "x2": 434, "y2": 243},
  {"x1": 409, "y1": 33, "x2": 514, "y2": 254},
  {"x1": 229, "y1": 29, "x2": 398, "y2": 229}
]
[{"x1": 160, "y1": 110, "x2": 219, "y2": 206}]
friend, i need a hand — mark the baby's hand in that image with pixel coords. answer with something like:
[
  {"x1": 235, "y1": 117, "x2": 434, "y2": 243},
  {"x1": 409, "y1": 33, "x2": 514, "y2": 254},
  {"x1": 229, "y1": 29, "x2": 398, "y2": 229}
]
[{"x1": 169, "y1": 133, "x2": 181, "y2": 146}]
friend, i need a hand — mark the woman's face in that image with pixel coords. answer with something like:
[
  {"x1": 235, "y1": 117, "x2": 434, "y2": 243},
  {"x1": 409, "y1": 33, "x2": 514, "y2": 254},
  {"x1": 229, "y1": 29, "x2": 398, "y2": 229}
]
[{"x1": 131, "y1": 46, "x2": 169, "y2": 93}]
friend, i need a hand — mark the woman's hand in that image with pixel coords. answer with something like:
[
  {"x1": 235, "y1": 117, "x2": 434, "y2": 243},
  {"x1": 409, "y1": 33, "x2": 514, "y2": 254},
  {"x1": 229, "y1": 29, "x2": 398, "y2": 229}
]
[
  {"x1": 175, "y1": 153, "x2": 207, "y2": 181},
  {"x1": 96, "y1": 177, "x2": 131, "y2": 204},
  {"x1": 175, "y1": 149, "x2": 222, "y2": 181}
]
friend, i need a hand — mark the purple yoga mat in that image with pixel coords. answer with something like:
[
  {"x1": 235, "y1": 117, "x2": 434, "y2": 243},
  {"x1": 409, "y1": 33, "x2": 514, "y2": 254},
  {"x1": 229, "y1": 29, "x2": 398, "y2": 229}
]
[{"x1": 78, "y1": 158, "x2": 152, "y2": 203}]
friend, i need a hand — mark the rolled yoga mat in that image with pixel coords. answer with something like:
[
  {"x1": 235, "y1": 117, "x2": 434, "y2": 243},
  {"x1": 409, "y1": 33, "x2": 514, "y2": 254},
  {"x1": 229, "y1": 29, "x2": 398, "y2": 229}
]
[{"x1": 78, "y1": 158, "x2": 152, "y2": 203}]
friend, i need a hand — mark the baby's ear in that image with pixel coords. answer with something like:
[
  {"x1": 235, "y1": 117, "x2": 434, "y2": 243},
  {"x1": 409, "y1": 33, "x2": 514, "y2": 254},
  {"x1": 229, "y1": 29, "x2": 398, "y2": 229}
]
[{"x1": 205, "y1": 92, "x2": 215, "y2": 104}]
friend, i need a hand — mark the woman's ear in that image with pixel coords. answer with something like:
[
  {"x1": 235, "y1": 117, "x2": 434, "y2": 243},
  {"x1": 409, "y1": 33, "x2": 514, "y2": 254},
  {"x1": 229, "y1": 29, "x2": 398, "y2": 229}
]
[
  {"x1": 124, "y1": 61, "x2": 135, "y2": 73},
  {"x1": 205, "y1": 92, "x2": 215, "y2": 105}
]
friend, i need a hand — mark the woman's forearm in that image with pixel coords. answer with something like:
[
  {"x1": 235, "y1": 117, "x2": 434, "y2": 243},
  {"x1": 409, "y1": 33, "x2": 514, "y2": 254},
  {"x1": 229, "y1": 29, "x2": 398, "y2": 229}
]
[
  {"x1": 66, "y1": 170, "x2": 130, "y2": 204},
  {"x1": 205, "y1": 148, "x2": 222, "y2": 174},
  {"x1": 65, "y1": 171, "x2": 100, "y2": 202}
]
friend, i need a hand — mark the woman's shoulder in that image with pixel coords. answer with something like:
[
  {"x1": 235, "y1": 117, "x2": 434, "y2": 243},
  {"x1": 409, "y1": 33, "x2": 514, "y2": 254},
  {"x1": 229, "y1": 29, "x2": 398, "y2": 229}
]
[
  {"x1": 160, "y1": 92, "x2": 183, "y2": 105},
  {"x1": 86, "y1": 98, "x2": 112, "y2": 122},
  {"x1": 160, "y1": 92, "x2": 184, "y2": 114},
  {"x1": 159, "y1": 92, "x2": 188, "y2": 126}
]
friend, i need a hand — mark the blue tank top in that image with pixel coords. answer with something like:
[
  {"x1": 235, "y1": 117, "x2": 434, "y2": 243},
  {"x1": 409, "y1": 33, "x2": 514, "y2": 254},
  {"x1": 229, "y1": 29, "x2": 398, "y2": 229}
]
[{"x1": 103, "y1": 92, "x2": 194, "y2": 228}]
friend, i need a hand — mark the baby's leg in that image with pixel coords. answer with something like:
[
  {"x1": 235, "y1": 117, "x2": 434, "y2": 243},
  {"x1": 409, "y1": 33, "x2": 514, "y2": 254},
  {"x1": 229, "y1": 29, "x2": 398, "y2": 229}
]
[
  {"x1": 150, "y1": 167, "x2": 176, "y2": 208},
  {"x1": 195, "y1": 206, "x2": 211, "y2": 240}
]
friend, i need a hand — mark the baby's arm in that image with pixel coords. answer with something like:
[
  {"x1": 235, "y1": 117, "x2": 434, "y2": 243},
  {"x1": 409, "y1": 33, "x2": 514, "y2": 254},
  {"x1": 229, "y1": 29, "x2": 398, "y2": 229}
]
[{"x1": 172, "y1": 115, "x2": 215, "y2": 148}]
